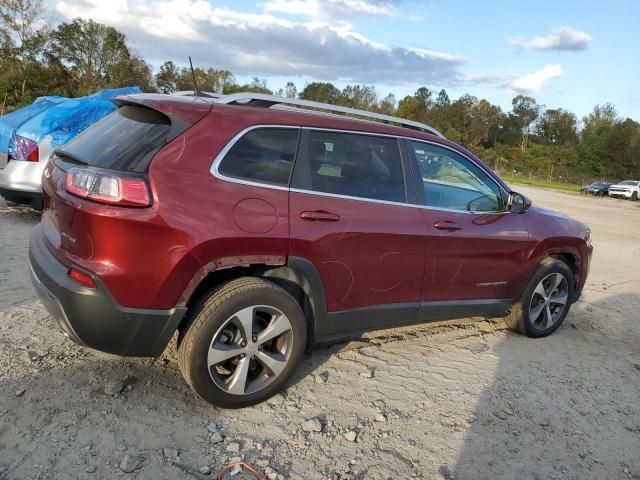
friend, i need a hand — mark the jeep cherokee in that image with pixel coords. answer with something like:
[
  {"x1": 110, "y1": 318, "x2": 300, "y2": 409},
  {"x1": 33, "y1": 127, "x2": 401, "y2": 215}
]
[{"x1": 29, "y1": 93, "x2": 593, "y2": 408}]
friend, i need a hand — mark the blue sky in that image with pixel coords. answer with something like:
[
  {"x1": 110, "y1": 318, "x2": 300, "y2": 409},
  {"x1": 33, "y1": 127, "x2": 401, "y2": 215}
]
[{"x1": 53, "y1": 0, "x2": 639, "y2": 121}]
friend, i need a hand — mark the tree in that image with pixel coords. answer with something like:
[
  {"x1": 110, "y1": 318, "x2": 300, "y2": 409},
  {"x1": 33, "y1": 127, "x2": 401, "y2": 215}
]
[
  {"x1": 284, "y1": 81, "x2": 297, "y2": 98},
  {"x1": 50, "y1": 18, "x2": 130, "y2": 92},
  {"x1": 0, "y1": 0, "x2": 43, "y2": 51},
  {"x1": 396, "y1": 87, "x2": 432, "y2": 123},
  {"x1": 577, "y1": 104, "x2": 620, "y2": 178},
  {"x1": 510, "y1": 95, "x2": 540, "y2": 151},
  {"x1": 339, "y1": 84, "x2": 377, "y2": 110},
  {"x1": 377, "y1": 93, "x2": 396, "y2": 115},
  {"x1": 299, "y1": 82, "x2": 341, "y2": 104},
  {"x1": 109, "y1": 55, "x2": 155, "y2": 92},
  {"x1": 155, "y1": 60, "x2": 179, "y2": 94},
  {"x1": 537, "y1": 109, "x2": 578, "y2": 146}
]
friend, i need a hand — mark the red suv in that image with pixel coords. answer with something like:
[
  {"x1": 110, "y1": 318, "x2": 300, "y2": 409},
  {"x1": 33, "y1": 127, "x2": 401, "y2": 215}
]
[{"x1": 29, "y1": 93, "x2": 592, "y2": 408}]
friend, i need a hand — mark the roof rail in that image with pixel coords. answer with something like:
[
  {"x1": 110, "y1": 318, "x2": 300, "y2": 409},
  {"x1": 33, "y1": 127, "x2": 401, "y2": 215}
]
[
  {"x1": 172, "y1": 91, "x2": 224, "y2": 99},
  {"x1": 214, "y1": 92, "x2": 445, "y2": 138}
]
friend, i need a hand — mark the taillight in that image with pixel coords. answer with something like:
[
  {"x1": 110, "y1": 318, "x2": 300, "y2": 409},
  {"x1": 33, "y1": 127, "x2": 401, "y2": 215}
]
[
  {"x1": 65, "y1": 167, "x2": 151, "y2": 207},
  {"x1": 11, "y1": 135, "x2": 39, "y2": 162}
]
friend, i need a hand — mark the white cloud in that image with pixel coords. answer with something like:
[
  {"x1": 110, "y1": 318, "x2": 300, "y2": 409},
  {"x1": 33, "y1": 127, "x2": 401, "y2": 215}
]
[
  {"x1": 510, "y1": 64, "x2": 564, "y2": 93},
  {"x1": 54, "y1": 0, "x2": 468, "y2": 85},
  {"x1": 262, "y1": 0, "x2": 397, "y2": 20},
  {"x1": 509, "y1": 27, "x2": 592, "y2": 52}
]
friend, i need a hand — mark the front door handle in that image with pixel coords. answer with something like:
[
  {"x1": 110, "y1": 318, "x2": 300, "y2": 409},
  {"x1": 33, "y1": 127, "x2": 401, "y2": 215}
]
[
  {"x1": 434, "y1": 220, "x2": 462, "y2": 232},
  {"x1": 300, "y1": 210, "x2": 341, "y2": 222}
]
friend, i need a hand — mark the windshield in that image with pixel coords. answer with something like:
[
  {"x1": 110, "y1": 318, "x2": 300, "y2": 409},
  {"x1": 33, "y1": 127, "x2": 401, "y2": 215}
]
[{"x1": 619, "y1": 180, "x2": 638, "y2": 186}]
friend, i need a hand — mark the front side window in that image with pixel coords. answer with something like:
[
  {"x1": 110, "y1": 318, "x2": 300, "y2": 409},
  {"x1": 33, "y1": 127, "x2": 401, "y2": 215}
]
[
  {"x1": 304, "y1": 130, "x2": 406, "y2": 203},
  {"x1": 411, "y1": 141, "x2": 503, "y2": 212},
  {"x1": 218, "y1": 127, "x2": 300, "y2": 186}
]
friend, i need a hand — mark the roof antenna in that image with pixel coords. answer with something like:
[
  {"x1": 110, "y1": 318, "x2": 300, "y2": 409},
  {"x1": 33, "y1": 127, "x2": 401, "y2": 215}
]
[{"x1": 189, "y1": 56, "x2": 201, "y2": 97}]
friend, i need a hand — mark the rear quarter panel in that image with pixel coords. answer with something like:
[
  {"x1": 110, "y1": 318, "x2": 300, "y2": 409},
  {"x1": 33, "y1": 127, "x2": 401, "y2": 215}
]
[{"x1": 148, "y1": 109, "x2": 291, "y2": 307}]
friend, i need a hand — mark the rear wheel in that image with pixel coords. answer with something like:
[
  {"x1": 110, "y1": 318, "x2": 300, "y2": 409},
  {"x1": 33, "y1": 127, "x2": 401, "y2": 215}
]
[
  {"x1": 178, "y1": 278, "x2": 307, "y2": 408},
  {"x1": 505, "y1": 258, "x2": 574, "y2": 337}
]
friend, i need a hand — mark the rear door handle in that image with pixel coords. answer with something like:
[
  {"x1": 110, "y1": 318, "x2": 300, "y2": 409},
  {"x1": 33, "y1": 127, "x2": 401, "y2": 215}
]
[
  {"x1": 434, "y1": 220, "x2": 462, "y2": 232},
  {"x1": 299, "y1": 210, "x2": 341, "y2": 222}
]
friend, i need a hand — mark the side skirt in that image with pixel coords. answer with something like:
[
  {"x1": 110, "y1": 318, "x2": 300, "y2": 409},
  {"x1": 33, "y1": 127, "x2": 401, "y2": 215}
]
[
  {"x1": 286, "y1": 256, "x2": 512, "y2": 345},
  {"x1": 315, "y1": 299, "x2": 512, "y2": 343}
]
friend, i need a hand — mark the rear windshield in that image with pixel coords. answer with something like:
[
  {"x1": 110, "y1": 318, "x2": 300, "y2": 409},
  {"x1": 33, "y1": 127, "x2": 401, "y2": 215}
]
[{"x1": 58, "y1": 105, "x2": 171, "y2": 173}]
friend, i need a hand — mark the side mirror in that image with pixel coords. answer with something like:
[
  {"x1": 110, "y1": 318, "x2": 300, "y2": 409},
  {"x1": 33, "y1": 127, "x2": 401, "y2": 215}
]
[{"x1": 508, "y1": 192, "x2": 532, "y2": 214}]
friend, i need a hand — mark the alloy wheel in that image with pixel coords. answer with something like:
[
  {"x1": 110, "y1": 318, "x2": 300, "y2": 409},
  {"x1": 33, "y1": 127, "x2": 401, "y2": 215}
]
[
  {"x1": 207, "y1": 305, "x2": 294, "y2": 395},
  {"x1": 528, "y1": 272, "x2": 569, "y2": 330}
]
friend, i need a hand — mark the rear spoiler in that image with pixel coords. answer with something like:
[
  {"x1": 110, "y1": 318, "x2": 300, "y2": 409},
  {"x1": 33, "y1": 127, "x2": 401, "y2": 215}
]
[{"x1": 112, "y1": 94, "x2": 213, "y2": 142}]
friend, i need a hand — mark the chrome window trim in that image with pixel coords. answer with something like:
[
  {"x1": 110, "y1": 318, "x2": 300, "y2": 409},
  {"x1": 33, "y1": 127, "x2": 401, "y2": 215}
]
[{"x1": 210, "y1": 124, "x2": 511, "y2": 215}]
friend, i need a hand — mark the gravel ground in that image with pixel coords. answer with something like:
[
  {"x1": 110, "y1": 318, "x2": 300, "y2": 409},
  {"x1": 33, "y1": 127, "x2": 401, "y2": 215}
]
[{"x1": 0, "y1": 187, "x2": 639, "y2": 480}]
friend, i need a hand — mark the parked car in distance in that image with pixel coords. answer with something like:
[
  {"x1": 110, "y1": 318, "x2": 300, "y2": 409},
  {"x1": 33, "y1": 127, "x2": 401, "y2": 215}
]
[
  {"x1": 580, "y1": 181, "x2": 613, "y2": 196},
  {"x1": 0, "y1": 87, "x2": 140, "y2": 209},
  {"x1": 608, "y1": 180, "x2": 640, "y2": 200},
  {"x1": 29, "y1": 93, "x2": 593, "y2": 408}
]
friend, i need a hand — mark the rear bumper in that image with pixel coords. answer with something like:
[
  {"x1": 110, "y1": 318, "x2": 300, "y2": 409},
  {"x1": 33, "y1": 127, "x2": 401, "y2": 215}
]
[
  {"x1": 0, "y1": 185, "x2": 42, "y2": 209},
  {"x1": 29, "y1": 224, "x2": 187, "y2": 357}
]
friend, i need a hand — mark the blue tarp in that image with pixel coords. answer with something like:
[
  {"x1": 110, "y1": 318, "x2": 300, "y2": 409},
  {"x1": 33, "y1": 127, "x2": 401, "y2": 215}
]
[
  {"x1": 14, "y1": 86, "x2": 141, "y2": 148},
  {"x1": 0, "y1": 96, "x2": 69, "y2": 154}
]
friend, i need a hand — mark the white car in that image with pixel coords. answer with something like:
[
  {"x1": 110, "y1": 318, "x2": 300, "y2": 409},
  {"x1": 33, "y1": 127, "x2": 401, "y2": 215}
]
[{"x1": 608, "y1": 180, "x2": 640, "y2": 200}]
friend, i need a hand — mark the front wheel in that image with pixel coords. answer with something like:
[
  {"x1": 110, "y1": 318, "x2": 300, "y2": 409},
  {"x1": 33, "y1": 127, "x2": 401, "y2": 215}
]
[
  {"x1": 178, "y1": 278, "x2": 307, "y2": 408},
  {"x1": 505, "y1": 258, "x2": 574, "y2": 337},
  {"x1": 631, "y1": 192, "x2": 638, "y2": 201}
]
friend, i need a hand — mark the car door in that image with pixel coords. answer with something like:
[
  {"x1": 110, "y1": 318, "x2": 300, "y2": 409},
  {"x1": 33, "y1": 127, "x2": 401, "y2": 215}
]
[
  {"x1": 406, "y1": 139, "x2": 532, "y2": 303},
  {"x1": 289, "y1": 129, "x2": 427, "y2": 332}
]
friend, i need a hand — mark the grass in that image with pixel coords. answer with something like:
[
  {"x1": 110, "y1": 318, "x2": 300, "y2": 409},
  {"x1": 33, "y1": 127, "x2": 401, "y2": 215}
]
[{"x1": 501, "y1": 175, "x2": 581, "y2": 193}]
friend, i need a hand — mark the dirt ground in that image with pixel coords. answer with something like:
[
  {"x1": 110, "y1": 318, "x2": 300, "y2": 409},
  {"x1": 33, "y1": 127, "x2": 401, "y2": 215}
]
[{"x1": 0, "y1": 186, "x2": 638, "y2": 480}]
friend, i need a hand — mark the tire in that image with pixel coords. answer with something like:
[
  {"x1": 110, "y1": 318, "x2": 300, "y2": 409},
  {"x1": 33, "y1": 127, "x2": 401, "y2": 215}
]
[
  {"x1": 505, "y1": 257, "x2": 574, "y2": 338},
  {"x1": 178, "y1": 277, "x2": 307, "y2": 408},
  {"x1": 631, "y1": 192, "x2": 638, "y2": 201}
]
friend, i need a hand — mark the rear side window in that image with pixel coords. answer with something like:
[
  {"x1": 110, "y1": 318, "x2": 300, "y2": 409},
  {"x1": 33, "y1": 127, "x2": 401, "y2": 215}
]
[
  {"x1": 304, "y1": 130, "x2": 405, "y2": 203},
  {"x1": 218, "y1": 128, "x2": 300, "y2": 187},
  {"x1": 59, "y1": 105, "x2": 171, "y2": 173}
]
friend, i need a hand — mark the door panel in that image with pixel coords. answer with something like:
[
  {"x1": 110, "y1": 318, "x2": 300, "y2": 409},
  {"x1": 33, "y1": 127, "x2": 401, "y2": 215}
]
[
  {"x1": 421, "y1": 210, "x2": 530, "y2": 300},
  {"x1": 289, "y1": 191, "x2": 426, "y2": 311},
  {"x1": 289, "y1": 129, "x2": 427, "y2": 315},
  {"x1": 407, "y1": 139, "x2": 533, "y2": 301}
]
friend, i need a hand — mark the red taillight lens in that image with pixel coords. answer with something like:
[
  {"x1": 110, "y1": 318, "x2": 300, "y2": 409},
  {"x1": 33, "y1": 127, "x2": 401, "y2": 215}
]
[
  {"x1": 65, "y1": 167, "x2": 151, "y2": 207},
  {"x1": 68, "y1": 267, "x2": 96, "y2": 288},
  {"x1": 12, "y1": 135, "x2": 39, "y2": 162}
]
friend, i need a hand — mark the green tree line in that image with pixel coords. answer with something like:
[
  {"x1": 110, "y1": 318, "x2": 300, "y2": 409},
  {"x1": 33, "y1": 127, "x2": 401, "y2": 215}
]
[{"x1": 2, "y1": 0, "x2": 638, "y2": 183}]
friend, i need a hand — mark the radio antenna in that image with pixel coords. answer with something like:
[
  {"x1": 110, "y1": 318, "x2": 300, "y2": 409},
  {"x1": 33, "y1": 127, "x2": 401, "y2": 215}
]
[{"x1": 189, "y1": 56, "x2": 201, "y2": 97}]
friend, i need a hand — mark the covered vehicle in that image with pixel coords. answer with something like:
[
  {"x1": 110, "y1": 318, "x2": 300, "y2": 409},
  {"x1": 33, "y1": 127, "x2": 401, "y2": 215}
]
[
  {"x1": 580, "y1": 181, "x2": 613, "y2": 196},
  {"x1": 0, "y1": 95, "x2": 69, "y2": 164},
  {"x1": 0, "y1": 87, "x2": 141, "y2": 208}
]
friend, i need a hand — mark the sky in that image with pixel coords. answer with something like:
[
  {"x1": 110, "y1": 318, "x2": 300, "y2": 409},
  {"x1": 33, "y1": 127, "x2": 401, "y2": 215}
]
[{"x1": 50, "y1": 0, "x2": 640, "y2": 121}]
